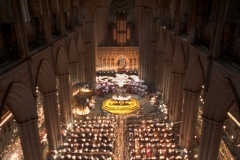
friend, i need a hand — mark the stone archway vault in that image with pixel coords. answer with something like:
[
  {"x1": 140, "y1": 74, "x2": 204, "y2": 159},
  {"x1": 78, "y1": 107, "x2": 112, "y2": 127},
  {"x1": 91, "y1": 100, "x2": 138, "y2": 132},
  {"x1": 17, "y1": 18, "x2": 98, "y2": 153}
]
[
  {"x1": 1, "y1": 83, "x2": 43, "y2": 160},
  {"x1": 36, "y1": 59, "x2": 62, "y2": 150},
  {"x1": 199, "y1": 78, "x2": 240, "y2": 160}
]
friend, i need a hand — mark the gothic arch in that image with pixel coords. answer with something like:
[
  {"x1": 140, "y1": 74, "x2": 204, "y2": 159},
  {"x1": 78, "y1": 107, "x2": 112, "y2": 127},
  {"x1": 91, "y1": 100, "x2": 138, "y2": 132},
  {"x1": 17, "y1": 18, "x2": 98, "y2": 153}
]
[
  {"x1": 203, "y1": 78, "x2": 240, "y2": 122},
  {"x1": 164, "y1": 35, "x2": 173, "y2": 62},
  {"x1": 179, "y1": 56, "x2": 205, "y2": 149},
  {"x1": 198, "y1": 78, "x2": 240, "y2": 160},
  {"x1": 36, "y1": 60, "x2": 56, "y2": 94},
  {"x1": 88, "y1": 0, "x2": 102, "y2": 21},
  {"x1": 56, "y1": 47, "x2": 70, "y2": 76},
  {"x1": 184, "y1": 56, "x2": 204, "y2": 92},
  {"x1": 169, "y1": 43, "x2": 185, "y2": 122},
  {"x1": 77, "y1": 32, "x2": 84, "y2": 54},
  {"x1": 68, "y1": 39, "x2": 78, "y2": 63},
  {"x1": 1, "y1": 83, "x2": 37, "y2": 123},
  {"x1": 172, "y1": 43, "x2": 185, "y2": 74},
  {"x1": 1, "y1": 83, "x2": 43, "y2": 159}
]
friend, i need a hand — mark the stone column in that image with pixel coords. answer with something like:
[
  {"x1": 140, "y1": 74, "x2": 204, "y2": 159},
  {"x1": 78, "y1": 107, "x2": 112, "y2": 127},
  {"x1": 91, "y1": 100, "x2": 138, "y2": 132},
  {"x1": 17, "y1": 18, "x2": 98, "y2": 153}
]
[
  {"x1": 11, "y1": 0, "x2": 29, "y2": 58},
  {"x1": 156, "y1": 52, "x2": 164, "y2": 90},
  {"x1": 157, "y1": 27, "x2": 166, "y2": 91},
  {"x1": 42, "y1": 91, "x2": 62, "y2": 150},
  {"x1": 163, "y1": 61, "x2": 172, "y2": 102},
  {"x1": 85, "y1": 22, "x2": 96, "y2": 87},
  {"x1": 169, "y1": 73, "x2": 184, "y2": 122},
  {"x1": 210, "y1": 0, "x2": 227, "y2": 59},
  {"x1": 179, "y1": 89, "x2": 199, "y2": 149},
  {"x1": 166, "y1": 1, "x2": 171, "y2": 29},
  {"x1": 148, "y1": 20, "x2": 157, "y2": 84},
  {"x1": 58, "y1": 73, "x2": 73, "y2": 124},
  {"x1": 69, "y1": 0, "x2": 75, "y2": 29},
  {"x1": 159, "y1": 0, "x2": 165, "y2": 25},
  {"x1": 78, "y1": 53, "x2": 85, "y2": 82},
  {"x1": 133, "y1": 6, "x2": 141, "y2": 44},
  {"x1": 187, "y1": 0, "x2": 198, "y2": 44},
  {"x1": 198, "y1": 117, "x2": 223, "y2": 160},
  {"x1": 174, "y1": 0, "x2": 181, "y2": 35},
  {"x1": 139, "y1": 8, "x2": 152, "y2": 83},
  {"x1": 41, "y1": 0, "x2": 52, "y2": 43},
  {"x1": 69, "y1": 62, "x2": 79, "y2": 91},
  {"x1": 96, "y1": 6, "x2": 108, "y2": 46},
  {"x1": 156, "y1": 19, "x2": 160, "y2": 40},
  {"x1": 58, "y1": 0, "x2": 66, "y2": 35},
  {"x1": 19, "y1": 119, "x2": 43, "y2": 160},
  {"x1": 169, "y1": 72, "x2": 177, "y2": 122},
  {"x1": 77, "y1": 0, "x2": 83, "y2": 26}
]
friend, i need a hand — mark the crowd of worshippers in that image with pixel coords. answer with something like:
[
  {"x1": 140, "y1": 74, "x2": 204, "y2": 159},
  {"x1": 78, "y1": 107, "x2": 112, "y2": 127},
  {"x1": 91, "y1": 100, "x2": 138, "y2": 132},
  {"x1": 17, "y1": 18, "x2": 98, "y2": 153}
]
[
  {"x1": 127, "y1": 119, "x2": 190, "y2": 160},
  {"x1": 126, "y1": 81, "x2": 149, "y2": 97},
  {"x1": 47, "y1": 116, "x2": 116, "y2": 160},
  {"x1": 95, "y1": 82, "x2": 117, "y2": 97},
  {"x1": 95, "y1": 81, "x2": 149, "y2": 98}
]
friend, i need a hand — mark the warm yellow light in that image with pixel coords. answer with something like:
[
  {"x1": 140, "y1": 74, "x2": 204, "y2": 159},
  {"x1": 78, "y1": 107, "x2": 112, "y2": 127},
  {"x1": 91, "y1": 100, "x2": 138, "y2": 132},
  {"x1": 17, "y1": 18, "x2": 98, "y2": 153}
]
[
  {"x1": 227, "y1": 112, "x2": 240, "y2": 127},
  {"x1": 0, "y1": 112, "x2": 13, "y2": 126},
  {"x1": 102, "y1": 98, "x2": 140, "y2": 114}
]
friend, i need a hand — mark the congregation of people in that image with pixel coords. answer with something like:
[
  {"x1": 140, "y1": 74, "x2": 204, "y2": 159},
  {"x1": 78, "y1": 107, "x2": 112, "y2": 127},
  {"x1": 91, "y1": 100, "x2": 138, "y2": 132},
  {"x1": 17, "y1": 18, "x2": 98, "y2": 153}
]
[
  {"x1": 95, "y1": 74, "x2": 149, "y2": 98},
  {"x1": 48, "y1": 116, "x2": 116, "y2": 160},
  {"x1": 127, "y1": 118, "x2": 190, "y2": 160},
  {"x1": 95, "y1": 82, "x2": 117, "y2": 97},
  {"x1": 125, "y1": 81, "x2": 148, "y2": 97}
]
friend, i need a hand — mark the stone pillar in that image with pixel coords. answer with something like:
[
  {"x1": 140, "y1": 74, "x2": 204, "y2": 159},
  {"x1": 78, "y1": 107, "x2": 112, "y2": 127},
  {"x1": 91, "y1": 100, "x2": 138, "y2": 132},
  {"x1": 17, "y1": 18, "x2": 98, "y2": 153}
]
[
  {"x1": 149, "y1": 20, "x2": 157, "y2": 85},
  {"x1": 163, "y1": 61, "x2": 172, "y2": 102},
  {"x1": 69, "y1": 62, "x2": 79, "y2": 91},
  {"x1": 77, "y1": 0, "x2": 83, "y2": 26},
  {"x1": 158, "y1": 52, "x2": 164, "y2": 90},
  {"x1": 41, "y1": 0, "x2": 52, "y2": 43},
  {"x1": 210, "y1": 0, "x2": 227, "y2": 59},
  {"x1": 139, "y1": 8, "x2": 152, "y2": 83},
  {"x1": 179, "y1": 89, "x2": 199, "y2": 149},
  {"x1": 133, "y1": 6, "x2": 141, "y2": 44},
  {"x1": 42, "y1": 91, "x2": 62, "y2": 150},
  {"x1": 59, "y1": 0, "x2": 66, "y2": 35},
  {"x1": 78, "y1": 53, "x2": 85, "y2": 82},
  {"x1": 187, "y1": 0, "x2": 198, "y2": 44},
  {"x1": 85, "y1": 22, "x2": 96, "y2": 87},
  {"x1": 156, "y1": 19, "x2": 160, "y2": 40},
  {"x1": 169, "y1": 73, "x2": 184, "y2": 122},
  {"x1": 156, "y1": 52, "x2": 164, "y2": 90},
  {"x1": 198, "y1": 117, "x2": 223, "y2": 160},
  {"x1": 58, "y1": 73, "x2": 73, "y2": 124},
  {"x1": 159, "y1": 0, "x2": 165, "y2": 25},
  {"x1": 96, "y1": 6, "x2": 108, "y2": 46},
  {"x1": 19, "y1": 119, "x2": 43, "y2": 160},
  {"x1": 12, "y1": 0, "x2": 29, "y2": 58},
  {"x1": 69, "y1": 0, "x2": 75, "y2": 29},
  {"x1": 165, "y1": 1, "x2": 171, "y2": 29},
  {"x1": 174, "y1": 0, "x2": 181, "y2": 35},
  {"x1": 157, "y1": 27, "x2": 165, "y2": 91}
]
